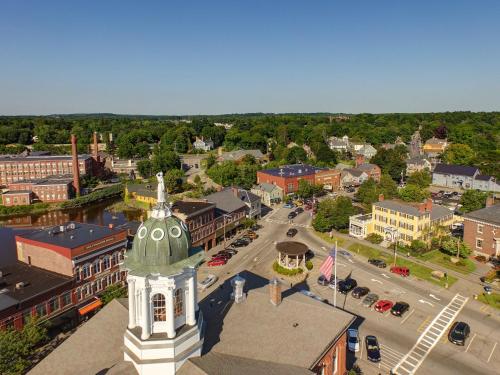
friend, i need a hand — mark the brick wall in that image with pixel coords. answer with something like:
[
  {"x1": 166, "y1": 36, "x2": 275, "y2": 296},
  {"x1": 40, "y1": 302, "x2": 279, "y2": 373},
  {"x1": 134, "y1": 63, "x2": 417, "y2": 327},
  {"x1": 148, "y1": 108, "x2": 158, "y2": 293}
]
[
  {"x1": 313, "y1": 331, "x2": 348, "y2": 374},
  {"x1": 463, "y1": 218, "x2": 499, "y2": 258},
  {"x1": 16, "y1": 241, "x2": 74, "y2": 276}
]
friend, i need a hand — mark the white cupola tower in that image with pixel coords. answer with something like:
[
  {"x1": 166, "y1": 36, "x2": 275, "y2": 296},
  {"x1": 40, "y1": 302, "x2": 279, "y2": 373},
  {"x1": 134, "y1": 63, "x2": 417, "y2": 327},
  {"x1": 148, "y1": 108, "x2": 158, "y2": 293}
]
[{"x1": 121, "y1": 172, "x2": 205, "y2": 375}]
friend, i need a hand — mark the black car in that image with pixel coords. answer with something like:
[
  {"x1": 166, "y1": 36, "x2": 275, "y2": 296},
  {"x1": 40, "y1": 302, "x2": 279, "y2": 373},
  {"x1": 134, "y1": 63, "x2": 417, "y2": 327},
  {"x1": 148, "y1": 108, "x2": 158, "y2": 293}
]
[
  {"x1": 352, "y1": 286, "x2": 370, "y2": 299},
  {"x1": 286, "y1": 228, "x2": 298, "y2": 237},
  {"x1": 231, "y1": 239, "x2": 249, "y2": 247},
  {"x1": 365, "y1": 335, "x2": 381, "y2": 362},
  {"x1": 338, "y1": 278, "x2": 357, "y2": 294},
  {"x1": 287, "y1": 212, "x2": 297, "y2": 220},
  {"x1": 223, "y1": 248, "x2": 238, "y2": 255},
  {"x1": 295, "y1": 207, "x2": 304, "y2": 214},
  {"x1": 391, "y1": 302, "x2": 410, "y2": 317},
  {"x1": 448, "y1": 322, "x2": 470, "y2": 346},
  {"x1": 368, "y1": 258, "x2": 387, "y2": 268},
  {"x1": 216, "y1": 251, "x2": 233, "y2": 259}
]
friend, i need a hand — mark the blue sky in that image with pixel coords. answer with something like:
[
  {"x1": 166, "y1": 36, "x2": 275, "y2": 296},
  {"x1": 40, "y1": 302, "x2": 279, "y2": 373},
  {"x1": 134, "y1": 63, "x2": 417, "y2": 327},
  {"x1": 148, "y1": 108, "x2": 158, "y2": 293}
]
[{"x1": 1, "y1": 0, "x2": 499, "y2": 115}]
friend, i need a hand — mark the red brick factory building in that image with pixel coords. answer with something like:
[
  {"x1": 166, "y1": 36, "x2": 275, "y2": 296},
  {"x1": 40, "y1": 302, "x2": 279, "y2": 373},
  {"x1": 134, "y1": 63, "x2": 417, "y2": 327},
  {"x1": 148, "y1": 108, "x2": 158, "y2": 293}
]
[{"x1": 256, "y1": 164, "x2": 326, "y2": 195}]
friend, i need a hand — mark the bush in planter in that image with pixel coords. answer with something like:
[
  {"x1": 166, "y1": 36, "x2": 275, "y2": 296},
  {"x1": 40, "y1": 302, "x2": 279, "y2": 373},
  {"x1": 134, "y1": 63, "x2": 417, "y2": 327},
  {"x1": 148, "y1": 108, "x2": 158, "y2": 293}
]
[
  {"x1": 272, "y1": 261, "x2": 304, "y2": 276},
  {"x1": 305, "y1": 260, "x2": 313, "y2": 270},
  {"x1": 366, "y1": 233, "x2": 383, "y2": 244}
]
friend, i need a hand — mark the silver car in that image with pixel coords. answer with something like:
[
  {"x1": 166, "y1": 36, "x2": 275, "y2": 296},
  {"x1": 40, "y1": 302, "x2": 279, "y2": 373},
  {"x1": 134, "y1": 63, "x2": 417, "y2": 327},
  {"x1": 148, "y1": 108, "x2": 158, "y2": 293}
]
[
  {"x1": 198, "y1": 274, "x2": 218, "y2": 291},
  {"x1": 362, "y1": 293, "x2": 379, "y2": 307}
]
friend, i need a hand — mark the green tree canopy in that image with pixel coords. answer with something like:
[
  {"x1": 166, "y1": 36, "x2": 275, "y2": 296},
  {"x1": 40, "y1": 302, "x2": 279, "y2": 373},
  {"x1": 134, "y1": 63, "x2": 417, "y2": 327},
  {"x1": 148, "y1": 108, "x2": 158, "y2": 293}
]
[
  {"x1": 406, "y1": 170, "x2": 432, "y2": 188},
  {"x1": 312, "y1": 196, "x2": 356, "y2": 232},
  {"x1": 459, "y1": 190, "x2": 488, "y2": 213},
  {"x1": 398, "y1": 184, "x2": 430, "y2": 202},
  {"x1": 442, "y1": 144, "x2": 475, "y2": 165}
]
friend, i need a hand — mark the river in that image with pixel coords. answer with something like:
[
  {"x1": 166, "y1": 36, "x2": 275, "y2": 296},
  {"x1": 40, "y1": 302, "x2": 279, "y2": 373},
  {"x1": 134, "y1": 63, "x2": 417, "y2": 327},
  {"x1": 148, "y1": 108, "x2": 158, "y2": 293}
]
[{"x1": 0, "y1": 198, "x2": 144, "y2": 265}]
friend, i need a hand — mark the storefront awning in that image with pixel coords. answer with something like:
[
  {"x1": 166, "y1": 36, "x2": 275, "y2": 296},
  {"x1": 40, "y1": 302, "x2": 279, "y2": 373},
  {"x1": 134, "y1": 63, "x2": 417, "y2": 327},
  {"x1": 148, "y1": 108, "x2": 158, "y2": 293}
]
[{"x1": 78, "y1": 298, "x2": 103, "y2": 316}]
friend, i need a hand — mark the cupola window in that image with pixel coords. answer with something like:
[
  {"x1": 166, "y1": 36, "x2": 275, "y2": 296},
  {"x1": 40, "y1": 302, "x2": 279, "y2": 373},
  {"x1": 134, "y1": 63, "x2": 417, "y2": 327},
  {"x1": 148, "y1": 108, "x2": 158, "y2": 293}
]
[{"x1": 152, "y1": 293, "x2": 166, "y2": 322}]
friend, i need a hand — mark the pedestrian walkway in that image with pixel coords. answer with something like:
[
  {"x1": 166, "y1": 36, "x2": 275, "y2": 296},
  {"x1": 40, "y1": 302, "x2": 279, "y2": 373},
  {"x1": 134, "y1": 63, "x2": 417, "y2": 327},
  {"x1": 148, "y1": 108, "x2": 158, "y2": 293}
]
[
  {"x1": 379, "y1": 344, "x2": 405, "y2": 372},
  {"x1": 391, "y1": 293, "x2": 469, "y2": 375}
]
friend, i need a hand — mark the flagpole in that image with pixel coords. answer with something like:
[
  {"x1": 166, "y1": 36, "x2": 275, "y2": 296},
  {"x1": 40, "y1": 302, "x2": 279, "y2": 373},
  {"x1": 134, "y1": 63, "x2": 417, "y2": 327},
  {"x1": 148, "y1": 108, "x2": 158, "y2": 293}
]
[{"x1": 333, "y1": 240, "x2": 337, "y2": 308}]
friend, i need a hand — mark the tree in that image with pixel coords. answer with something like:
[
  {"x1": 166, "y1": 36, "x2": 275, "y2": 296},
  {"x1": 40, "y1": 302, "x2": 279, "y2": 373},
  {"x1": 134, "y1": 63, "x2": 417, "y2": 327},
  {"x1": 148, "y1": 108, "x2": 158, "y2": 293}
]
[
  {"x1": 204, "y1": 153, "x2": 217, "y2": 170},
  {"x1": 193, "y1": 174, "x2": 204, "y2": 193},
  {"x1": 164, "y1": 169, "x2": 185, "y2": 193},
  {"x1": 459, "y1": 190, "x2": 488, "y2": 213},
  {"x1": 398, "y1": 184, "x2": 430, "y2": 202},
  {"x1": 355, "y1": 175, "x2": 397, "y2": 209},
  {"x1": 312, "y1": 197, "x2": 356, "y2": 232},
  {"x1": 434, "y1": 124, "x2": 448, "y2": 139},
  {"x1": 137, "y1": 160, "x2": 153, "y2": 179},
  {"x1": 284, "y1": 146, "x2": 307, "y2": 164},
  {"x1": 0, "y1": 317, "x2": 47, "y2": 375},
  {"x1": 370, "y1": 147, "x2": 406, "y2": 181},
  {"x1": 100, "y1": 284, "x2": 127, "y2": 305},
  {"x1": 441, "y1": 237, "x2": 471, "y2": 258},
  {"x1": 366, "y1": 233, "x2": 383, "y2": 244},
  {"x1": 409, "y1": 240, "x2": 428, "y2": 255},
  {"x1": 406, "y1": 170, "x2": 431, "y2": 188},
  {"x1": 207, "y1": 161, "x2": 239, "y2": 187},
  {"x1": 151, "y1": 148, "x2": 181, "y2": 174},
  {"x1": 442, "y1": 144, "x2": 475, "y2": 165}
]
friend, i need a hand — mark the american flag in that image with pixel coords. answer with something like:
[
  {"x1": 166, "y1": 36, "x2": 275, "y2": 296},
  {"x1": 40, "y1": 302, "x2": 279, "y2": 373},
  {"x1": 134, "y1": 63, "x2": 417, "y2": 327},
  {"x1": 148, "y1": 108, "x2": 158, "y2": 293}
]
[{"x1": 319, "y1": 250, "x2": 336, "y2": 280}]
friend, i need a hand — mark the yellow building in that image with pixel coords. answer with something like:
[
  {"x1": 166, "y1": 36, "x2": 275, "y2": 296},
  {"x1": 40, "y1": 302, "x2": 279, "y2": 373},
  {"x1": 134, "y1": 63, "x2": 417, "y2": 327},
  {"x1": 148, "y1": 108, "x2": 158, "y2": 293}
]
[
  {"x1": 349, "y1": 196, "x2": 455, "y2": 245},
  {"x1": 422, "y1": 137, "x2": 448, "y2": 156},
  {"x1": 125, "y1": 183, "x2": 157, "y2": 205}
]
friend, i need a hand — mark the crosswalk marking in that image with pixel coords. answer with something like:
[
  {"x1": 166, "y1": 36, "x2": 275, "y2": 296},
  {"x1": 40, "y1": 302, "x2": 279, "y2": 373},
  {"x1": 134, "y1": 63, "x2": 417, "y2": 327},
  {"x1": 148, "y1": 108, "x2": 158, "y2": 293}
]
[{"x1": 392, "y1": 293, "x2": 469, "y2": 375}]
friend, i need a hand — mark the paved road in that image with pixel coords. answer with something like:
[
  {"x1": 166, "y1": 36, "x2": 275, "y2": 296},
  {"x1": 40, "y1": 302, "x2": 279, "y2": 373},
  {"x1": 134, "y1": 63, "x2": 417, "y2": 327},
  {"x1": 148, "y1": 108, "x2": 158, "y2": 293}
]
[{"x1": 197, "y1": 204, "x2": 500, "y2": 375}]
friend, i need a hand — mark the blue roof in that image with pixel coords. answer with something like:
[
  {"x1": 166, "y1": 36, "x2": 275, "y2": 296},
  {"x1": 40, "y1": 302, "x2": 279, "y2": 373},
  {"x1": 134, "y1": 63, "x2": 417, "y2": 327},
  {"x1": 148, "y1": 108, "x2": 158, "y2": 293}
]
[{"x1": 260, "y1": 164, "x2": 325, "y2": 177}]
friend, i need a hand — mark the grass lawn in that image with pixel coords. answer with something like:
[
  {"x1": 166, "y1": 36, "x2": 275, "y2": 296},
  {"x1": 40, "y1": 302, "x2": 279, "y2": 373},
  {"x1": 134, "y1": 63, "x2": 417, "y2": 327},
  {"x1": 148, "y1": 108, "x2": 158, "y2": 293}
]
[
  {"x1": 313, "y1": 230, "x2": 346, "y2": 247},
  {"x1": 347, "y1": 243, "x2": 458, "y2": 288},
  {"x1": 477, "y1": 293, "x2": 500, "y2": 310},
  {"x1": 418, "y1": 250, "x2": 476, "y2": 275}
]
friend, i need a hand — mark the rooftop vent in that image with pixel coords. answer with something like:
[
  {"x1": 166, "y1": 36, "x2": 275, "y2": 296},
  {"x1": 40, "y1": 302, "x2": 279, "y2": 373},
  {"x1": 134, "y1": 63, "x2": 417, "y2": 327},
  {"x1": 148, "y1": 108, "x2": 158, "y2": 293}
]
[
  {"x1": 67, "y1": 223, "x2": 76, "y2": 230},
  {"x1": 230, "y1": 274, "x2": 246, "y2": 304},
  {"x1": 15, "y1": 282, "x2": 26, "y2": 289},
  {"x1": 59, "y1": 225, "x2": 65, "y2": 233},
  {"x1": 89, "y1": 229, "x2": 94, "y2": 233},
  {"x1": 70, "y1": 235, "x2": 74, "y2": 240}
]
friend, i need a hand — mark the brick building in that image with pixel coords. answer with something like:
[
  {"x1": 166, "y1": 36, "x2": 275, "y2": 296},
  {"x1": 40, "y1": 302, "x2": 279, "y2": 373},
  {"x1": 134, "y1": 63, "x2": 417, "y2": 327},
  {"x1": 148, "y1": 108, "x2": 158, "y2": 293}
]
[
  {"x1": 3, "y1": 175, "x2": 74, "y2": 205},
  {"x1": 314, "y1": 169, "x2": 341, "y2": 191},
  {"x1": 463, "y1": 202, "x2": 500, "y2": 258},
  {"x1": 171, "y1": 200, "x2": 216, "y2": 251},
  {"x1": 15, "y1": 222, "x2": 128, "y2": 317},
  {"x1": 257, "y1": 164, "x2": 325, "y2": 195}
]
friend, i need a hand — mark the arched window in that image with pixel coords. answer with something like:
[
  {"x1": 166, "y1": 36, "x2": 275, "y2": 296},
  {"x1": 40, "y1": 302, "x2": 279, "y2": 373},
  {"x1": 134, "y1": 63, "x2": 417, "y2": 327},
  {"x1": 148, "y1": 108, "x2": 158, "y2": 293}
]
[
  {"x1": 174, "y1": 289, "x2": 183, "y2": 317},
  {"x1": 152, "y1": 294, "x2": 166, "y2": 322}
]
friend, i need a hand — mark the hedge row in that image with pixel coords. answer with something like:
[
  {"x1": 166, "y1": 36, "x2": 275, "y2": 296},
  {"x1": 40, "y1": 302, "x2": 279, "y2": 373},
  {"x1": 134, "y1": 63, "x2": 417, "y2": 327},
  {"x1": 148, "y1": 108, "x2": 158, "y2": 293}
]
[{"x1": 60, "y1": 184, "x2": 123, "y2": 209}]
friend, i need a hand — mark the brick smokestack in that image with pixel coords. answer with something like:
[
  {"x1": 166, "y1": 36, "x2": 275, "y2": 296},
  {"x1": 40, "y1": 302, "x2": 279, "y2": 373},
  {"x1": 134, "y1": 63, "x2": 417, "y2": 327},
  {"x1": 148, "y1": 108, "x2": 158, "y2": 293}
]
[
  {"x1": 486, "y1": 196, "x2": 495, "y2": 208},
  {"x1": 93, "y1": 131, "x2": 99, "y2": 160},
  {"x1": 71, "y1": 134, "x2": 81, "y2": 196},
  {"x1": 355, "y1": 154, "x2": 365, "y2": 168},
  {"x1": 378, "y1": 194, "x2": 384, "y2": 202},
  {"x1": 269, "y1": 278, "x2": 282, "y2": 306}
]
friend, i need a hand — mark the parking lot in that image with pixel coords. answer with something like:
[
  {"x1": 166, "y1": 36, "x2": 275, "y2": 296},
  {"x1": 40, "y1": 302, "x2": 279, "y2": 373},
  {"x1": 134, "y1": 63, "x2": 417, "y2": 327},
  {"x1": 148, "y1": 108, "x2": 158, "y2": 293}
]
[{"x1": 196, "y1": 203, "x2": 500, "y2": 374}]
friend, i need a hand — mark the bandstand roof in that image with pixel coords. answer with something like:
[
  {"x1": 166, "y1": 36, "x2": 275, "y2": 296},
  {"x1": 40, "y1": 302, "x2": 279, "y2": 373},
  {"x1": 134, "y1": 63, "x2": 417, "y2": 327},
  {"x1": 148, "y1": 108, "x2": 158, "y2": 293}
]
[{"x1": 275, "y1": 241, "x2": 308, "y2": 256}]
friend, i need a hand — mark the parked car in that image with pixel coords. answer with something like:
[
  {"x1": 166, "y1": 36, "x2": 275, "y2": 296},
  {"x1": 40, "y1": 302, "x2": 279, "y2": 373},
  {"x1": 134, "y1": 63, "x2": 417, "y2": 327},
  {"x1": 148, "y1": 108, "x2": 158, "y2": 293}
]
[
  {"x1": 241, "y1": 235, "x2": 253, "y2": 242},
  {"x1": 448, "y1": 322, "x2": 470, "y2": 346},
  {"x1": 318, "y1": 274, "x2": 330, "y2": 286},
  {"x1": 295, "y1": 207, "x2": 304, "y2": 214},
  {"x1": 207, "y1": 258, "x2": 227, "y2": 267},
  {"x1": 246, "y1": 231, "x2": 258, "y2": 239},
  {"x1": 346, "y1": 187, "x2": 356, "y2": 193},
  {"x1": 286, "y1": 228, "x2": 298, "y2": 237},
  {"x1": 484, "y1": 285, "x2": 492, "y2": 295},
  {"x1": 283, "y1": 203, "x2": 295, "y2": 209},
  {"x1": 352, "y1": 287, "x2": 370, "y2": 299},
  {"x1": 328, "y1": 277, "x2": 342, "y2": 290},
  {"x1": 198, "y1": 274, "x2": 218, "y2": 290},
  {"x1": 231, "y1": 239, "x2": 249, "y2": 247},
  {"x1": 365, "y1": 335, "x2": 381, "y2": 362},
  {"x1": 304, "y1": 204, "x2": 312, "y2": 211},
  {"x1": 223, "y1": 248, "x2": 238, "y2": 255},
  {"x1": 287, "y1": 212, "x2": 297, "y2": 220},
  {"x1": 214, "y1": 251, "x2": 232, "y2": 259},
  {"x1": 338, "y1": 278, "x2": 357, "y2": 294},
  {"x1": 390, "y1": 266, "x2": 410, "y2": 277},
  {"x1": 211, "y1": 255, "x2": 230, "y2": 263},
  {"x1": 368, "y1": 258, "x2": 387, "y2": 268},
  {"x1": 362, "y1": 293, "x2": 379, "y2": 307},
  {"x1": 347, "y1": 328, "x2": 360, "y2": 352},
  {"x1": 374, "y1": 300, "x2": 394, "y2": 313},
  {"x1": 391, "y1": 302, "x2": 410, "y2": 317}
]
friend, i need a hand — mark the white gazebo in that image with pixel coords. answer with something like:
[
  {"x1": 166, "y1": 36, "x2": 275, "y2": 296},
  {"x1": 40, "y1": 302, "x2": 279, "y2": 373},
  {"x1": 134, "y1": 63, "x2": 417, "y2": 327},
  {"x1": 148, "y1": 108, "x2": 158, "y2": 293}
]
[{"x1": 275, "y1": 241, "x2": 309, "y2": 270}]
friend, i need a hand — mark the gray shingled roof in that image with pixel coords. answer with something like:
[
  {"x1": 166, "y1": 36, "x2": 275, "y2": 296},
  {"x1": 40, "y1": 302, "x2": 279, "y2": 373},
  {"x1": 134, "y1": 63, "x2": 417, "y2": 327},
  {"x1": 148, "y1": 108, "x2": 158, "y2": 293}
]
[
  {"x1": 374, "y1": 200, "x2": 423, "y2": 217},
  {"x1": 219, "y1": 149, "x2": 264, "y2": 161},
  {"x1": 464, "y1": 204, "x2": 500, "y2": 226},
  {"x1": 430, "y1": 204, "x2": 453, "y2": 221},
  {"x1": 433, "y1": 163, "x2": 479, "y2": 177},
  {"x1": 203, "y1": 188, "x2": 247, "y2": 215},
  {"x1": 254, "y1": 182, "x2": 281, "y2": 193}
]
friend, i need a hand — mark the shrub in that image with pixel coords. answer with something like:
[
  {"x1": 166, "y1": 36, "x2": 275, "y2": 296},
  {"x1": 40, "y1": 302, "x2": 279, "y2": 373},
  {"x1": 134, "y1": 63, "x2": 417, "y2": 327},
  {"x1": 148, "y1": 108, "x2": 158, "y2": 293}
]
[
  {"x1": 410, "y1": 240, "x2": 428, "y2": 255},
  {"x1": 60, "y1": 184, "x2": 123, "y2": 209},
  {"x1": 272, "y1": 261, "x2": 304, "y2": 276},
  {"x1": 475, "y1": 255, "x2": 487, "y2": 263},
  {"x1": 305, "y1": 260, "x2": 313, "y2": 270},
  {"x1": 366, "y1": 233, "x2": 383, "y2": 244}
]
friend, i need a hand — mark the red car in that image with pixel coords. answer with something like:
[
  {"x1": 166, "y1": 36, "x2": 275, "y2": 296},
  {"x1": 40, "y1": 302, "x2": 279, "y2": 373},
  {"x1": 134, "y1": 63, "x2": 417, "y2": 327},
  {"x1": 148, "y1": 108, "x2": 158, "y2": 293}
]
[
  {"x1": 390, "y1": 266, "x2": 410, "y2": 277},
  {"x1": 374, "y1": 300, "x2": 394, "y2": 313},
  {"x1": 207, "y1": 258, "x2": 227, "y2": 267}
]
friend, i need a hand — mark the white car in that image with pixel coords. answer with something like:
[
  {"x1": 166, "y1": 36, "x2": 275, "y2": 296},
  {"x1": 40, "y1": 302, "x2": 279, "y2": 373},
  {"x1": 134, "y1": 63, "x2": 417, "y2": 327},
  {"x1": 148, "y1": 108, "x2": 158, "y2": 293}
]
[
  {"x1": 347, "y1": 328, "x2": 360, "y2": 352},
  {"x1": 198, "y1": 274, "x2": 218, "y2": 291}
]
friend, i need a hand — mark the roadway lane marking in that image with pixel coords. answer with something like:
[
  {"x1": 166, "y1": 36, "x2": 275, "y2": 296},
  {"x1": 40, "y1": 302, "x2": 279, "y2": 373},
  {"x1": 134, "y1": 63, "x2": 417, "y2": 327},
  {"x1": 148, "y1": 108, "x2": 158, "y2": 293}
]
[
  {"x1": 417, "y1": 316, "x2": 432, "y2": 333},
  {"x1": 418, "y1": 299, "x2": 434, "y2": 307},
  {"x1": 348, "y1": 258, "x2": 354, "y2": 263},
  {"x1": 429, "y1": 294, "x2": 441, "y2": 301},
  {"x1": 465, "y1": 333, "x2": 476, "y2": 353},
  {"x1": 360, "y1": 338, "x2": 364, "y2": 360},
  {"x1": 401, "y1": 309, "x2": 415, "y2": 325},
  {"x1": 371, "y1": 278, "x2": 383, "y2": 284},
  {"x1": 487, "y1": 342, "x2": 497, "y2": 363},
  {"x1": 381, "y1": 273, "x2": 391, "y2": 279}
]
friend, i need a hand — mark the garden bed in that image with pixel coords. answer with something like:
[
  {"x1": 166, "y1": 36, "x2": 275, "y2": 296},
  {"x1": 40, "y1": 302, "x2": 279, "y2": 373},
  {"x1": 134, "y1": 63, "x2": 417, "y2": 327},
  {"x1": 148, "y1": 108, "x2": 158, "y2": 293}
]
[
  {"x1": 477, "y1": 293, "x2": 500, "y2": 310},
  {"x1": 417, "y1": 250, "x2": 476, "y2": 275}
]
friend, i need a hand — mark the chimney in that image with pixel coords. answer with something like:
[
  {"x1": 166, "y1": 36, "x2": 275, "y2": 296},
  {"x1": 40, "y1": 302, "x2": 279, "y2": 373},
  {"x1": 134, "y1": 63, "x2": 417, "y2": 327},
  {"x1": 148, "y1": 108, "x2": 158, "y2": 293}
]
[
  {"x1": 378, "y1": 194, "x2": 384, "y2": 202},
  {"x1": 230, "y1": 274, "x2": 246, "y2": 304},
  {"x1": 486, "y1": 196, "x2": 495, "y2": 208},
  {"x1": 269, "y1": 278, "x2": 282, "y2": 306},
  {"x1": 426, "y1": 197, "x2": 433, "y2": 212},
  {"x1": 108, "y1": 223, "x2": 114, "y2": 229},
  {"x1": 93, "y1": 131, "x2": 99, "y2": 160},
  {"x1": 232, "y1": 186, "x2": 239, "y2": 197},
  {"x1": 71, "y1": 134, "x2": 81, "y2": 196},
  {"x1": 355, "y1": 154, "x2": 365, "y2": 167}
]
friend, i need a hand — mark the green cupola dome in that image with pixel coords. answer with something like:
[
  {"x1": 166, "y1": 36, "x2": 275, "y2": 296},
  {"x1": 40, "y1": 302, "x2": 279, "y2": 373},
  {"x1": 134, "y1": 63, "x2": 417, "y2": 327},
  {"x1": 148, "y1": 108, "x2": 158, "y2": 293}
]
[{"x1": 123, "y1": 172, "x2": 204, "y2": 276}]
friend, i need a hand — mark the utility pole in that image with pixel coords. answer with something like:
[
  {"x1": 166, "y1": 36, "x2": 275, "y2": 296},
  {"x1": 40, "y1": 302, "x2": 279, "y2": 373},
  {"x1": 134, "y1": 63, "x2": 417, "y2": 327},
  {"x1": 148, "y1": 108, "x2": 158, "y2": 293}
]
[{"x1": 333, "y1": 240, "x2": 338, "y2": 308}]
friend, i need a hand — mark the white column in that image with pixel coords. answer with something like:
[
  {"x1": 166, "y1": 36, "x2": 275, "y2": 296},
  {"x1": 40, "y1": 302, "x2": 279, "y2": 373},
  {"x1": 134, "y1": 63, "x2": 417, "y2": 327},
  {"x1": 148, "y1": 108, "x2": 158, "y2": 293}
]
[
  {"x1": 187, "y1": 275, "x2": 196, "y2": 325},
  {"x1": 166, "y1": 287, "x2": 176, "y2": 339},
  {"x1": 127, "y1": 278, "x2": 136, "y2": 329},
  {"x1": 141, "y1": 287, "x2": 151, "y2": 340}
]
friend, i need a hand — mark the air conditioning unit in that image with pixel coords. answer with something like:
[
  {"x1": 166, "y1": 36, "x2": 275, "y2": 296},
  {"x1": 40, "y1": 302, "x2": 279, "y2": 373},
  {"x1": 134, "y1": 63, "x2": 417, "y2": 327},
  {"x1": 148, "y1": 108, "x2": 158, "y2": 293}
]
[{"x1": 16, "y1": 281, "x2": 25, "y2": 289}]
